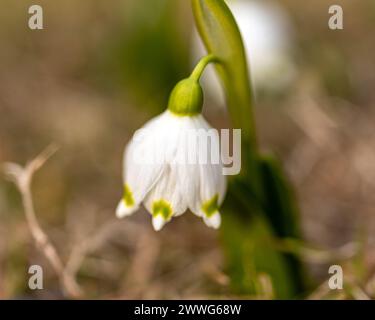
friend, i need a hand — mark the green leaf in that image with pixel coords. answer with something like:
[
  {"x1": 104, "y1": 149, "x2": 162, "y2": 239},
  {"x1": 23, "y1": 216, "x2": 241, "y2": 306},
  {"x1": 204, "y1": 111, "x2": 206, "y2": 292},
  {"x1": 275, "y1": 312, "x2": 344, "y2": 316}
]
[
  {"x1": 223, "y1": 176, "x2": 306, "y2": 298},
  {"x1": 192, "y1": 0, "x2": 261, "y2": 199},
  {"x1": 258, "y1": 154, "x2": 306, "y2": 293},
  {"x1": 192, "y1": 0, "x2": 255, "y2": 147},
  {"x1": 192, "y1": 0, "x2": 307, "y2": 298},
  {"x1": 221, "y1": 199, "x2": 296, "y2": 299},
  {"x1": 259, "y1": 155, "x2": 300, "y2": 239}
]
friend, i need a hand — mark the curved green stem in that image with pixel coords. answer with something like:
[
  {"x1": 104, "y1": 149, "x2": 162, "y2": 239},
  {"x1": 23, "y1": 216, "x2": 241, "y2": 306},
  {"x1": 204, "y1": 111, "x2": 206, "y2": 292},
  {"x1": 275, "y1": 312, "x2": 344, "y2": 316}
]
[{"x1": 190, "y1": 54, "x2": 221, "y2": 82}]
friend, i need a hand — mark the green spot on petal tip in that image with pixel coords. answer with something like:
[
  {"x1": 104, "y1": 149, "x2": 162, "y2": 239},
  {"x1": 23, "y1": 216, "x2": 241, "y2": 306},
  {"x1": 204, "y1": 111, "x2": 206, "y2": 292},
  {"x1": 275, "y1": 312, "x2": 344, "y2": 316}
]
[
  {"x1": 152, "y1": 200, "x2": 173, "y2": 220},
  {"x1": 123, "y1": 184, "x2": 135, "y2": 207},
  {"x1": 202, "y1": 194, "x2": 219, "y2": 218}
]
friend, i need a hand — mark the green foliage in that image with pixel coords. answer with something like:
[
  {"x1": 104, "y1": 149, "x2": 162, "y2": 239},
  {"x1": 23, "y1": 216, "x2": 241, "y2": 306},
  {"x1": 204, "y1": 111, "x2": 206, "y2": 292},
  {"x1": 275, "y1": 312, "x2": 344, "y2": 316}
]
[
  {"x1": 259, "y1": 155, "x2": 300, "y2": 239},
  {"x1": 192, "y1": 0, "x2": 307, "y2": 298},
  {"x1": 221, "y1": 205, "x2": 296, "y2": 299},
  {"x1": 258, "y1": 155, "x2": 306, "y2": 294},
  {"x1": 192, "y1": 0, "x2": 255, "y2": 146}
]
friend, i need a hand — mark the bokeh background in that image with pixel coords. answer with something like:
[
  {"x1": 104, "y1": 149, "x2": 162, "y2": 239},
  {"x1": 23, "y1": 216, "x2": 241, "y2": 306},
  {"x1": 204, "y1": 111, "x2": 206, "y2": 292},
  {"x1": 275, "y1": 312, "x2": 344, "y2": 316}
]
[{"x1": 1, "y1": 0, "x2": 375, "y2": 299}]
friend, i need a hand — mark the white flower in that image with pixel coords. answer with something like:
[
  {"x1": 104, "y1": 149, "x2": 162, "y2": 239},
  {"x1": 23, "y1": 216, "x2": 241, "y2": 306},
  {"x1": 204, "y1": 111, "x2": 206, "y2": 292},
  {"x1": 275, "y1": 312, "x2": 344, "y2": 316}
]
[
  {"x1": 116, "y1": 110, "x2": 227, "y2": 231},
  {"x1": 192, "y1": 0, "x2": 296, "y2": 102}
]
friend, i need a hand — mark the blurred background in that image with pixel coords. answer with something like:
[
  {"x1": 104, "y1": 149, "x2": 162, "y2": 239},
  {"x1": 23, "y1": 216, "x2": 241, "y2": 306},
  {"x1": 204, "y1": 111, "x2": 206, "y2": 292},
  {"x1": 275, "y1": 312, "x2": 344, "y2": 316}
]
[{"x1": 1, "y1": 0, "x2": 375, "y2": 299}]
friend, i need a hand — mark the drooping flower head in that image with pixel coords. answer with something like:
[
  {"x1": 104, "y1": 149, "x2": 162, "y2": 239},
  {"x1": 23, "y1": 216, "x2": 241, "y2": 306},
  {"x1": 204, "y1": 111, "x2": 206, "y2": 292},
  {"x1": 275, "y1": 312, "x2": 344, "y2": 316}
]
[{"x1": 116, "y1": 55, "x2": 227, "y2": 231}]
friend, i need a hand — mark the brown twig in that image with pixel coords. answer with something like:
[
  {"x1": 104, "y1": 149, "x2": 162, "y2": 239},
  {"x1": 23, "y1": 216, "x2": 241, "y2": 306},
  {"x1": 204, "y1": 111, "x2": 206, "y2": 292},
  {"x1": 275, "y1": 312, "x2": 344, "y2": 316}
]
[
  {"x1": 3, "y1": 145, "x2": 82, "y2": 298},
  {"x1": 65, "y1": 219, "x2": 125, "y2": 280}
]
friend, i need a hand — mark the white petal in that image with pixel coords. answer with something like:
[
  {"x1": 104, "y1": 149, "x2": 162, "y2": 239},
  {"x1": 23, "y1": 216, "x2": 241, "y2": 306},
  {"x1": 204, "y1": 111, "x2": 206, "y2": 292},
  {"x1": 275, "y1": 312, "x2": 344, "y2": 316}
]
[
  {"x1": 175, "y1": 114, "x2": 227, "y2": 217},
  {"x1": 174, "y1": 124, "x2": 201, "y2": 216},
  {"x1": 123, "y1": 136, "x2": 163, "y2": 206},
  {"x1": 152, "y1": 215, "x2": 167, "y2": 231},
  {"x1": 218, "y1": 170, "x2": 227, "y2": 205},
  {"x1": 122, "y1": 111, "x2": 174, "y2": 207},
  {"x1": 116, "y1": 200, "x2": 139, "y2": 219},
  {"x1": 203, "y1": 212, "x2": 221, "y2": 229},
  {"x1": 144, "y1": 164, "x2": 187, "y2": 217},
  {"x1": 197, "y1": 162, "x2": 226, "y2": 215},
  {"x1": 198, "y1": 115, "x2": 227, "y2": 203},
  {"x1": 178, "y1": 164, "x2": 201, "y2": 217}
]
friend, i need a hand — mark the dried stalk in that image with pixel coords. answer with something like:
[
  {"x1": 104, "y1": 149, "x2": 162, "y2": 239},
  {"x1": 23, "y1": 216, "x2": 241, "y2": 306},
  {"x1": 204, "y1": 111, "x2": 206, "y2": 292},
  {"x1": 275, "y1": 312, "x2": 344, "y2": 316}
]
[
  {"x1": 65, "y1": 219, "x2": 124, "y2": 280},
  {"x1": 3, "y1": 145, "x2": 82, "y2": 298}
]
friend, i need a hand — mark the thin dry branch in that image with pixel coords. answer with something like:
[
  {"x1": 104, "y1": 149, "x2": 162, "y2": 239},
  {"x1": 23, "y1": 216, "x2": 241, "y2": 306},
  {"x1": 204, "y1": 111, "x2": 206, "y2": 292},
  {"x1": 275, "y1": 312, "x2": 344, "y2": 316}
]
[
  {"x1": 273, "y1": 238, "x2": 360, "y2": 265},
  {"x1": 3, "y1": 145, "x2": 82, "y2": 298},
  {"x1": 65, "y1": 219, "x2": 126, "y2": 279}
]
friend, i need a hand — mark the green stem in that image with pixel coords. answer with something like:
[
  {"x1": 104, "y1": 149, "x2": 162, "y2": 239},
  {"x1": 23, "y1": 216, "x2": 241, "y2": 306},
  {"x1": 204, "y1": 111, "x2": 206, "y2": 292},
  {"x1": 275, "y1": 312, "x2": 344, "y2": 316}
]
[{"x1": 190, "y1": 54, "x2": 221, "y2": 82}]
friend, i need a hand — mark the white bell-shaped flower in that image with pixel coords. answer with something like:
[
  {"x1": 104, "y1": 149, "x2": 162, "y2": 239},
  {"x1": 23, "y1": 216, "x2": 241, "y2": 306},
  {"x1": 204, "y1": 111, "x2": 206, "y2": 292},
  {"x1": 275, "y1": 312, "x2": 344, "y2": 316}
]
[{"x1": 116, "y1": 57, "x2": 227, "y2": 231}]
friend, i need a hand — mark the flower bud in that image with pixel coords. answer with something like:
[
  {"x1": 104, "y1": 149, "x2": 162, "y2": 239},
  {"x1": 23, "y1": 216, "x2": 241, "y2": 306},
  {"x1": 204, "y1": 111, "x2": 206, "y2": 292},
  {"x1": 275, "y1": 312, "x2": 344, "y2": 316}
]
[{"x1": 168, "y1": 78, "x2": 203, "y2": 116}]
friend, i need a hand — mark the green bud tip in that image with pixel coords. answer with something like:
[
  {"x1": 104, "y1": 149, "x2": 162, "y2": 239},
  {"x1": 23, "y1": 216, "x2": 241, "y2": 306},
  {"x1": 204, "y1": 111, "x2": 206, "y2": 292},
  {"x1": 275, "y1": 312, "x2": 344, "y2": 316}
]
[{"x1": 168, "y1": 54, "x2": 220, "y2": 116}]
